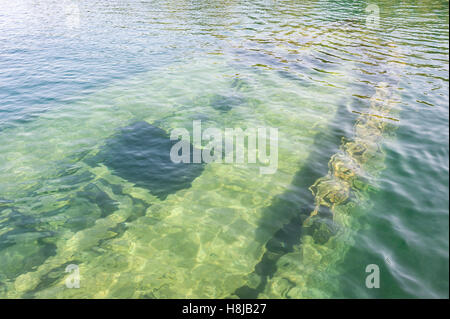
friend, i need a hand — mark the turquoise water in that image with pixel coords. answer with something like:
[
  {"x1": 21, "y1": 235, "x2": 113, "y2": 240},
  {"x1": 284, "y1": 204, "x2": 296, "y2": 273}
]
[{"x1": 0, "y1": 0, "x2": 448, "y2": 298}]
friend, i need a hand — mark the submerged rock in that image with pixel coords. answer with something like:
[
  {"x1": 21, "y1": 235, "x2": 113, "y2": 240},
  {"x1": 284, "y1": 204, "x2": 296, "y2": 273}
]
[{"x1": 92, "y1": 121, "x2": 204, "y2": 200}]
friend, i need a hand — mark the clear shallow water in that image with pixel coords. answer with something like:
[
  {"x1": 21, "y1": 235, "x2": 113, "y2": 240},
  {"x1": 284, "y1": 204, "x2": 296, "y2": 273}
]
[{"x1": 0, "y1": 0, "x2": 448, "y2": 298}]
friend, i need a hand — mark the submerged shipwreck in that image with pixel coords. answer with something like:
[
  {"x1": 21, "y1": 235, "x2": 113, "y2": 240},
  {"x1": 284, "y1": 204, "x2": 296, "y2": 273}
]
[{"x1": 0, "y1": 25, "x2": 405, "y2": 298}]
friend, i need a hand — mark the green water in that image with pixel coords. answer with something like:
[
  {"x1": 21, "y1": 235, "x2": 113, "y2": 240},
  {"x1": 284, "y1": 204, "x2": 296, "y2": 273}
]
[{"x1": 0, "y1": 0, "x2": 448, "y2": 298}]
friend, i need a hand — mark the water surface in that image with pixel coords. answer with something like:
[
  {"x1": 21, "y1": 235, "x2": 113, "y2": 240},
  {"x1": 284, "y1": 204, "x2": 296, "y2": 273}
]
[{"x1": 0, "y1": 0, "x2": 448, "y2": 298}]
